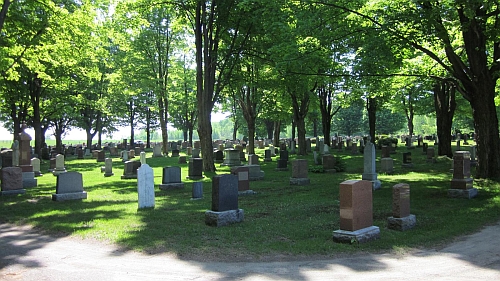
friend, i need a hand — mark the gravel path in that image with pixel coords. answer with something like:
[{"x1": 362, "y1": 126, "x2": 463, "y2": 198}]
[{"x1": 1, "y1": 222, "x2": 499, "y2": 280}]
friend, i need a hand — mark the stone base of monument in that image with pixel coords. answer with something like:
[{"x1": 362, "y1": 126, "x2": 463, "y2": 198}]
[
  {"x1": 275, "y1": 167, "x2": 289, "y2": 171},
  {"x1": 52, "y1": 191, "x2": 87, "y2": 201},
  {"x1": 205, "y1": 209, "x2": 244, "y2": 227},
  {"x1": 104, "y1": 172, "x2": 114, "y2": 177},
  {"x1": 448, "y1": 188, "x2": 478, "y2": 199},
  {"x1": 121, "y1": 175, "x2": 137, "y2": 179},
  {"x1": 0, "y1": 189, "x2": 26, "y2": 196},
  {"x1": 387, "y1": 214, "x2": 416, "y2": 231},
  {"x1": 52, "y1": 169, "x2": 67, "y2": 176},
  {"x1": 238, "y1": 190, "x2": 257, "y2": 196},
  {"x1": 289, "y1": 177, "x2": 310, "y2": 185},
  {"x1": 333, "y1": 226, "x2": 380, "y2": 244},
  {"x1": 159, "y1": 183, "x2": 185, "y2": 190},
  {"x1": 451, "y1": 178, "x2": 473, "y2": 189},
  {"x1": 22, "y1": 172, "x2": 37, "y2": 188}
]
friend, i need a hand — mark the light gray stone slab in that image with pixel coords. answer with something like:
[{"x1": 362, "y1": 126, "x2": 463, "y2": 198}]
[{"x1": 137, "y1": 164, "x2": 155, "y2": 209}]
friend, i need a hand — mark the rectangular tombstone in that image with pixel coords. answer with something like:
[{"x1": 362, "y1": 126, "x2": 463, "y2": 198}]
[
  {"x1": 231, "y1": 166, "x2": 249, "y2": 192},
  {"x1": 403, "y1": 152, "x2": 412, "y2": 164},
  {"x1": 323, "y1": 155, "x2": 336, "y2": 170},
  {"x1": 188, "y1": 158, "x2": 204, "y2": 179},
  {"x1": 211, "y1": 174, "x2": 238, "y2": 212},
  {"x1": 279, "y1": 150, "x2": 289, "y2": 162},
  {"x1": 97, "y1": 150, "x2": 105, "y2": 162},
  {"x1": 339, "y1": 180, "x2": 373, "y2": 231},
  {"x1": 393, "y1": 183, "x2": 410, "y2": 218},
  {"x1": 291, "y1": 159, "x2": 308, "y2": 178},
  {"x1": 52, "y1": 172, "x2": 87, "y2": 201},
  {"x1": 381, "y1": 146, "x2": 391, "y2": 158},
  {"x1": 137, "y1": 164, "x2": 155, "y2": 209},
  {"x1": 248, "y1": 154, "x2": 259, "y2": 165},
  {"x1": 1, "y1": 167, "x2": 25, "y2": 195},
  {"x1": 453, "y1": 151, "x2": 471, "y2": 179}
]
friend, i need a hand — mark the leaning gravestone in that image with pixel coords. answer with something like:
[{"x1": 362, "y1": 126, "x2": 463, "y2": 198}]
[
  {"x1": 52, "y1": 172, "x2": 87, "y2": 201},
  {"x1": 449, "y1": 151, "x2": 477, "y2": 199},
  {"x1": 290, "y1": 159, "x2": 310, "y2": 185},
  {"x1": 387, "y1": 183, "x2": 416, "y2": 231},
  {"x1": 362, "y1": 139, "x2": 381, "y2": 190},
  {"x1": 0, "y1": 167, "x2": 25, "y2": 196},
  {"x1": 205, "y1": 174, "x2": 244, "y2": 227},
  {"x1": 159, "y1": 166, "x2": 185, "y2": 190},
  {"x1": 137, "y1": 164, "x2": 155, "y2": 209},
  {"x1": 333, "y1": 180, "x2": 380, "y2": 244}
]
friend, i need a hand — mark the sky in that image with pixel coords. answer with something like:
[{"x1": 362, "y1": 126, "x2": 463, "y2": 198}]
[{"x1": 0, "y1": 112, "x2": 230, "y2": 141}]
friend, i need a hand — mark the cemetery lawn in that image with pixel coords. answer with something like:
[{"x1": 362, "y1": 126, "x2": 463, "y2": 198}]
[{"x1": 1, "y1": 143, "x2": 500, "y2": 262}]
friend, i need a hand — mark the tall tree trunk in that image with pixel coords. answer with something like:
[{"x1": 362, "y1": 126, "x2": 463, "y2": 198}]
[
  {"x1": 246, "y1": 118, "x2": 256, "y2": 155},
  {"x1": 273, "y1": 121, "x2": 281, "y2": 147},
  {"x1": 433, "y1": 80, "x2": 455, "y2": 157},
  {"x1": 146, "y1": 108, "x2": 151, "y2": 148},
  {"x1": 0, "y1": 0, "x2": 11, "y2": 34},
  {"x1": 366, "y1": 98, "x2": 376, "y2": 142},
  {"x1": 232, "y1": 119, "x2": 238, "y2": 140},
  {"x1": 290, "y1": 91, "x2": 309, "y2": 155},
  {"x1": 29, "y1": 74, "x2": 43, "y2": 157},
  {"x1": 264, "y1": 120, "x2": 273, "y2": 140}
]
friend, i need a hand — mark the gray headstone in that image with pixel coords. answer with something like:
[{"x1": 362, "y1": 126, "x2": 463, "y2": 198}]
[
  {"x1": 52, "y1": 172, "x2": 87, "y2": 201},
  {"x1": 137, "y1": 164, "x2": 155, "y2": 209},
  {"x1": 211, "y1": 174, "x2": 238, "y2": 212},
  {"x1": 192, "y1": 182, "x2": 203, "y2": 199}
]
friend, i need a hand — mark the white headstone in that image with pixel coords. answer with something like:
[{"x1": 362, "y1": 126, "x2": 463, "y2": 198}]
[
  {"x1": 140, "y1": 151, "x2": 146, "y2": 164},
  {"x1": 137, "y1": 164, "x2": 155, "y2": 209},
  {"x1": 362, "y1": 140, "x2": 381, "y2": 190}
]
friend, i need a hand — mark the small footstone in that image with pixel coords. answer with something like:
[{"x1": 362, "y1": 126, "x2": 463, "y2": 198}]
[
  {"x1": 387, "y1": 214, "x2": 416, "y2": 231},
  {"x1": 332, "y1": 226, "x2": 380, "y2": 244},
  {"x1": 205, "y1": 209, "x2": 244, "y2": 227}
]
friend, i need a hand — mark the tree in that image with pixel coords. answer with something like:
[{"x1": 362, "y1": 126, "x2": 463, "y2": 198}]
[{"x1": 433, "y1": 79, "x2": 456, "y2": 157}]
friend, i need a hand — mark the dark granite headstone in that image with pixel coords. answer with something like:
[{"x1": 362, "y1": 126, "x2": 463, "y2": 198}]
[
  {"x1": 211, "y1": 174, "x2": 238, "y2": 212},
  {"x1": 187, "y1": 158, "x2": 204, "y2": 179}
]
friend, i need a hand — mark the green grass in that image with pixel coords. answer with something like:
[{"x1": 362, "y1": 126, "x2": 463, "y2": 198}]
[{"x1": 1, "y1": 142, "x2": 499, "y2": 261}]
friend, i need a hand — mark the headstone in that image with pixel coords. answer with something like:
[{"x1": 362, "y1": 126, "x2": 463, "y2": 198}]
[
  {"x1": 192, "y1": 148, "x2": 200, "y2": 158},
  {"x1": 1, "y1": 150, "x2": 13, "y2": 168},
  {"x1": 12, "y1": 140, "x2": 19, "y2": 167},
  {"x1": 313, "y1": 151, "x2": 320, "y2": 165},
  {"x1": 422, "y1": 143, "x2": 428, "y2": 154},
  {"x1": 323, "y1": 155, "x2": 336, "y2": 173},
  {"x1": 305, "y1": 138, "x2": 312, "y2": 153},
  {"x1": 333, "y1": 180, "x2": 380, "y2": 244},
  {"x1": 134, "y1": 147, "x2": 141, "y2": 156},
  {"x1": 449, "y1": 151, "x2": 477, "y2": 199},
  {"x1": 214, "y1": 150, "x2": 224, "y2": 163},
  {"x1": 323, "y1": 144, "x2": 330, "y2": 155},
  {"x1": 470, "y1": 146, "x2": 477, "y2": 167},
  {"x1": 231, "y1": 166, "x2": 252, "y2": 193},
  {"x1": 351, "y1": 142, "x2": 358, "y2": 154},
  {"x1": 178, "y1": 156, "x2": 187, "y2": 164},
  {"x1": 192, "y1": 182, "x2": 203, "y2": 200},
  {"x1": 96, "y1": 150, "x2": 105, "y2": 162},
  {"x1": 52, "y1": 154, "x2": 67, "y2": 176},
  {"x1": 121, "y1": 161, "x2": 141, "y2": 179},
  {"x1": 275, "y1": 159, "x2": 288, "y2": 171},
  {"x1": 129, "y1": 149, "x2": 135, "y2": 159},
  {"x1": 248, "y1": 154, "x2": 259, "y2": 165},
  {"x1": 187, "y1": 147, "x2": 193, "y2": 156},
  {"x1": 77, "y1": 148, "x2": 84, "y2": 159},
  {"x1": 52, "y1": 172, "x2": 87, "y2": 201},
  {"x1": 104, "y1": 158, "x2": 114, "y2": 177},
  {"x1": 362, "y1": 139, "x2": 381, "y2": 190},
  {"x1": 387, "y1": 183, "x2": 416, "y2": 231},
  {"x1": 122, "y1": 150, "x2": 129, "y2": 162},
  {"x1": 171, "y1": 149, "x2": 180, "y2": 157},
  {"x1": 140, "y1": 151, "x2": 146, "y2": 165},
  {"x1": 402, "y1": 152, "x2": 413, "y2": 168},
  {"x1": 264, "y1": 150, "x2": 272, "y2": 162},
  {"x1": 247, "y1": 164, "x2": 265, "y2": 181},
  {"x1": 159, "y1": 166, "x2": 185, "y2": 190},
  {"x1": 279, "y1": 150, "x2": 289, "y2": 162},
  {"x1": 0, "y1": 167, "x2": 25, "y2": 196},
  {"x1": 109, "y1": 147, "x2": 119, "y2": 157},
  {"x1": 221, "y1": 149, "x2": 241, "y2": 166},
  {"x1": 205, "y1": 174, "x2": 244, "y2": 227},
  {"x1": 84, "y1": 148, "x2": 91, "y2": 157},
  {"x1": 290, "y1": 159, "x2": 310, "y2": 185},
  {"x1": 187, "y1": 158, "x2": 204, "y2": 180},
  {"x1": 426, "y1": 147, "x2": 436, "y2": 163},
  {"x1": 137, "y1": 164, "x2": 155, "y2": 209},
  {"x1": 381, "y1": 146, "x2": 391, "y2": 158},
  {"x1": 31, "y1": 158, "x2": 42, "y2": 177},
  {"x1": 152, "y1": 143, "x2": 163, "y2": 157}
]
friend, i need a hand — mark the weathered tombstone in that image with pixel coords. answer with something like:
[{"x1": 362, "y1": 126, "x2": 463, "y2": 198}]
[
  {"x1": 426, "y1": 147, "x2": 436, "y2": 163},
  {"x1": 134, "y1": 147, "x2": 141, "y2": 156},
  {"x1": 52, "y1": 172, "x2": 87, "y2": 201},
  {"x1": 247, "y1": 164, "x2": 265, "y2": 181},
  {"x1": 121, "y1": 150, "x2": 129, "y2": 162},
  {"x1": 323, "y1": 155, "x2": 336, "y2": 173},
  {"x1": 351, "y1": 142, "x2": 358, "y2": 155},
  {"x1": 323, "y1": 144, "x2": 330, "y2": 155},
  {"x1": 121, "y1": 161, "x2": 141, "y2": 179},
  {"x1": 84, "y1": 148, "x2": 91, "y2": 157},
  {"x1": 290, "y1": 159, "x2": 310, "y2": 185},
  {"x1": 192, "y1": 182, "x2": 203, "y2": 200},
  {"x1": 333, "y1": 180, "x2": 380, "y2": 244},
  {"x1": 77, "y1": 148, "x2": 84, "y2": 159},
  {"x1": 231, "y1": 166, "x2": 253, "y2": 193},
  {"x1": 214, "y1": 150, "x2": 224, "y2": 163},
  {"x1": 362, "y1": 139, "x2": 381, "y2": 190},
  {"x1": 12, "y1": 140, "x2": 20, "y2": 167},
  {"x1": 0, "y1": 150, "x2": 12, "y2": 168},
  {"x1": 122, "y1": 139, "x2": 128, "y2": 150},
  {"x1": 129, "y1": 149, "x2": 135, "y2": 159},
  {"x1": 92, "y1": 150, "x2": 99, "y2": 159},
  {"x1": 31, "y1": 158, "x2": 42, "y2": 177},
  {"x1": 178, "y1": 156, "x2": 187, "y2": 164},
  {"x1": 279, "y1": 150, "x2": 289, "y2": 162},
  {"x1": 381, "y1": 146, "x2": 391, "y2": 158},
  {"x1": 159, "y1": 166, "x2": 185, "y2": 190},
  {"x1": 140, "y1": 151, "x2": 147, "y2": 165},
  {"x1": 48, "y1": 158, "x2": 56, "y2": 172},
  {"x1": 152, "y1": 143, "x2": 163, "y2": 157},
  {"x1": 269, "y1": 145, "x2": 276, "y2": 156},
  {"x1": 449, "y1": 151, "x2": 477, "y2": 199},
  {"x1": 109, "y1": 147, "x2": 119, "y2": 157},
  {"x1": 264, "y1": 149, "x2": 272, "y2": 162},
  {"x1": 402, "y1": 152, "x2": 413, "y2": 168},
  {"x1": 205, "y1": 174, "x2": 244, "y2": 227},
  {"x1": 187, "y1": 158, "x2": 204, "y2": 180},
  {"x1": 187, "y1": 147, "x2": 193, "y2": 156},
  {"x1": 192, "y1": 148, "x2": 200, "y2": 158},
  {"x1": 96, "y1": 150, "x2": 105, "y2": 162},
  {"x1": 387, "y1": 183, "x2": 416, "y2": 231},
  {"x1": 171, "y1": 149, "x2": 180, "y2": 157},
  {"x1": 52, "y1": 154, "x2": 67, "y2": 176},
  {"x1": 221, "y1": 149, "x2": 241, "y2": 166},
  {"x1": 0, "y1": 167, "x2": 25, "y2": 196},
  {"x1": 248, "y1": 154, "x2": 259, "y2": 165},
  {"x1": 275, "y1": 159, "x2": 288, "y2": 171},
  {"x1": 137, "y1": 164, "x2": 155, "y2": 209},
  {"x1": 104, "y1": 158, "x2": 114, "y2": 177},
  {"x1": 316, "y1": 139, "x2": 324, "y2": 152}
]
